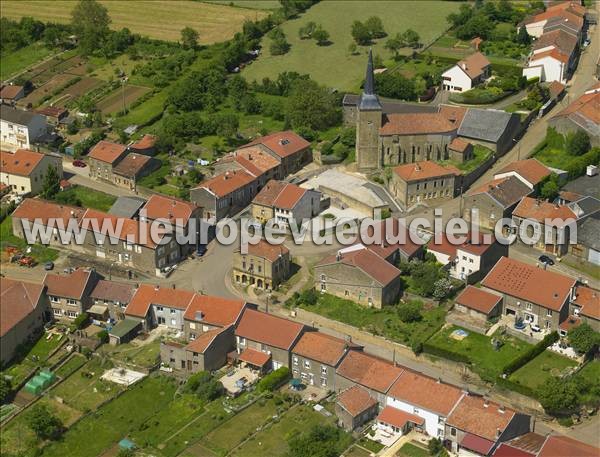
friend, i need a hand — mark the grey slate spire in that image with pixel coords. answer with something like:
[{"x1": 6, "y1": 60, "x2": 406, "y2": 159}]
[{"x1": 358, "y1": 49, "x2": 382, "y2": 111}]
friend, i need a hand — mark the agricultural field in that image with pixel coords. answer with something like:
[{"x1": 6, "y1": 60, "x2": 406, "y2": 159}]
[
  {"x1": 0, "y1": 42, "x2": 53, "y2": 80},
  {"x1": 1, "y1": 1, "x2": 269, "y2": 44},
  {"x1": 51, "y1": 77, "x2": 105, "y2": 108},
  {"x1": 206, "y1": 0, "x2": 280, "y2": 9},
  {"x1": 243, "y1": 0, "x2": 460, "y2": 91},
  {"x1": 96, "y1": 85, "x2": 152, "y2": 115}
]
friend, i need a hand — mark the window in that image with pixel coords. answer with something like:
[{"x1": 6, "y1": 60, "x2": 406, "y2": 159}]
[
  {"x1": 320, "y1": 283, "x2": 326, "y2": 292},
  {"x1": 469, "y1": 258, "x2": 474, "y2": 263},
  {"x1": 189, "y1": 333, "x2": 196, "y2": 340},
  {"x1": 170, "y1": 309, "x2": 176, "y2": 314},
  {"x1": 53, "y1": 308, "x2": 62, "y2": 315},
  {"x1": 170, "y1": 318, "x2": 176, "y2": 325},
  {"x1": 156, "y1": 306, "x2": 164, "y2": 312},
  {"x1": 526, "y1": 303, "x2": 532, "y2": 311},
  {"x1": 321, "y1": 378, "x2": 327, "y2": 387},
  {"x1": 67, "y1": 311, "x2": 78, "y2": 318},
  {"x1": 189, "y1": 322, "x2": 196, "y2": 329},
  {"x1": 413, "y1": 408, "x2": 419, "y2": 414},
  {"x1": 320, "y1": 274, "x2": 326, "y2": 281},
  {"x1": 321, "y1": 365, "x2": 327, "y2": 375},
  {"x1": 202, "y1": 325, "x2": 210, "y2": 332},
  {"x1": 344, "y1": 290, "x2": 349, "y2": 297},
  {"x1": 304, "y1": 360, "x2": 311, "y2": 369},
  {"x1": 50, "y1": 296, "x2": 60, "y2": 303},
  {"x1": 67, "y1": 299, "x2": 77, "y2": 306},
  {"x1": 547, "y1": 309, "x2": 552, "y2": 317},
  {"x1": 239, "y1": 337, "x2": 246, "y2": 346},
  {"x1": 293, "y1": 356, "x2": 299, "y2": 366},
  {"x1": 451, "y1": 428, "x2": 456, "y2": 437}
]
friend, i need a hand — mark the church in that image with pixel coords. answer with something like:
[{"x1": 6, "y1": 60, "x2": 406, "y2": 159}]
[{"x1": 355, "y1": 51, "x2": 468, "y2": 171}]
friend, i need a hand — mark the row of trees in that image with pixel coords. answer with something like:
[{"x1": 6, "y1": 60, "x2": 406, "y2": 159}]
[
  {"x1": 298, "y1": 21, "x2": 330, "y2": 46},
  {"x1": 0, "y1": 16, "x2": 72, "y2": 53},
  {"x1": 384, "y1": 29, "x2": 421, "y2": 57},
  {"x1": 351, "y1": 16, "x2": 386, "y2": 45}
]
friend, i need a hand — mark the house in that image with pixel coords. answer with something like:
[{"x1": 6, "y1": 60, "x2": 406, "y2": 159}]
[
  {"x1": 232, "y1": 239, "x2": 291, "y2": 290},
  {"x1": 361, "y1": 218, "x2": 425, "y2": 263},
  {"x1": 523, "y1": 48, "x2": 571, "y2": 83},
  {"x1": 453, "y1": 285, "x2": 504, "y2": 324},
  {"x1": 548, "y1": 84, "x2": 599, "y2": 145},
  {"x1": 442, "y1": 52, "x2": 491, "y2": 92},
  {"x1": 389, "y1": 161, "x2": 460, "y2": 209},
  {"x1": 1, "y1": 277, "x2": 49, "y2": 365},
  {"x1": 1, "y1": 148, "x2": 63, "y2": 196},
  {"x1": 0, "y1": 85, "x2": 25, "y2": 104},
  {"x1": 315, "y1": 244, "x2": 402, "y2": 308},
  {"x1": 112, "y1": 153, "x2": 159, "y2": 191},
  {"x1": 124, "y1": 284, "x2": 195, "y2": 331},
  {"x1": 34, "y1": 106, "x2": 69, "y2": 126},
  {"x1": 463, "y1": 176, "x2": 533, "y2": 232},
  {"x1": 160, "y1": 325, "x2": 235, "y2": 373},
  {"x1": 457, "y1": 108, "x2": 521, "y2": 156},
  {"x1": 234, "y1": 308, "x2": 305, "y2": 370},
  {"x1": 0, "y1": 105, "x2": 48, "y2": 151},
  {"x1": 568, "y1": 285, "x2": 600, "y2": 332},
  {"x1": 251, "y1": 180, "x2": 321, "y2": 227},
  {"x1": 448, "y1": 137, "x2": 474, "y2": 162},
  {"x1": 128, "y1": 134, "x2": 158, "y2": 156},
  {"x1": 238, "y1": 130, "x2": 312, "y2": 176},
  {"x1": 335, "y1": 350, "x2": 404, "y2": 405},
  {"x1": 88, "y1": 141, "x2": 128, "y2": 183},
  {"x1": 521, "y1": 2, "x2": 585, "y2": 39},
  {"x1": 492, "y1": 432, "x2": 547, "y2": 457},
  {"x1": 427, "y1": 232, "x2": 508, "y2": 283},
  {"x1": 90, "y1": 280, "x2": 136, "y2": 322},
  {"x1": 571, "y1": 212, "x2": 600, "y2": 265},
  {"x1": 183, "y1": 294, "x2": 248, "y2": 341},
  {"x1": 44, "y1": 268, "x2": 101, "y2": 321},
  {"x1": 512, "y1": 197, "x2": 577, "y2": 257},
  {"x1": 376, "y1": 406, "x2": 425, "y2": 438},
  {"x1": 445, "y1": 394, "x2": 531, "y2": 456},
  {"x1": 291, "y1": 331, "x2": 361, "y2": 390},
  {"x1": 335, "y1": 385, "x2": 379, "y2": 431},
  {"x1": 494, "y1": 159, "x2": 551, "y2": 190},
  {"x1": 214, "y1": 147, "x2": 282, "y2": 188},
  {"x1": 481, "y1": 257, "x2": 576, "y2": 333},
  {"x1": 190, "y1": 169, "x2": 258, "y2": 222},
  {"x1": 386, "y1": 370, "x2": 465, "y2": 439},
  {"x1": 537, "y1": 434, "x2": 599, "y2": 457}
]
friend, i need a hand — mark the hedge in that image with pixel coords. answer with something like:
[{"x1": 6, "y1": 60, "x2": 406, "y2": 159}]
[
  {"x1": 496, "y1": 376, "x2": 537, "y2": 399},
  {"x1": 422, "y1": 343, "x2": 470, "y2": 364},
  {"x1": 449, "y1": 87, "x2": 511, "y2": 105},
  {"x1": 502, "y1": 331, "x2": 559, "y2": 376},
  {"x1": 256, "y1": 367, "x2": 290, "y2": 392}
]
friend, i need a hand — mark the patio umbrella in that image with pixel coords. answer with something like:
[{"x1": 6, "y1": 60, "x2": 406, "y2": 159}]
[{"x1": 289, "y1": 378, "x2": 302, "y2": 387}]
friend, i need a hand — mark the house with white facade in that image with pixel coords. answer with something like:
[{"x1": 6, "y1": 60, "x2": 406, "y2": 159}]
[
  {"x1": 1, "y1": 148, "x2": 62, "y2": 196},
  {"x1": 0, "y1": 105, "x2": 48, "y2": 152},
  {"x1": 441, "y1": 52, "x2": 491, "y2": 92}
]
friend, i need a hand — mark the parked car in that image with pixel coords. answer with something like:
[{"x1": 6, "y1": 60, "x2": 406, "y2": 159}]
[
  {"x1": 44, "y1": 261, "x2": 54, "y2": 271},
  {"x1": 73, "y1": 160, "x2": 86, "y2": 168},
  {"x1": 530, "y1": 324, "x2": 541, "y2": 333},
  {"x1": 538, "y1": 255, "x2": 555, "y2": 266}
]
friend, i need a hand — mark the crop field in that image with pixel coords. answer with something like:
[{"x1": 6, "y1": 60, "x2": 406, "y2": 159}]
[
  {"x1": 19, "y1": 73, "x2": 77, "y2": 106},
  {"x1": 51, "y1": 76, "x2": 105, "y2": 107},
  {"x1": 242, "y1": 0, "x2": 460, "y2": 91},
  {"x1": 1, "y1": 1, "x2": 269, "y2": 44},
  {"x1": 0, "y1": 42, "x2": 53, "y2": 80},
  {"x1": 96, "y1": 85, "x2": 152, "y2": 115}
]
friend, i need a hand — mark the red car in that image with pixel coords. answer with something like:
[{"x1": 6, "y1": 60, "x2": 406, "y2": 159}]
[{"x1": 72, "y1": 160, "x2": 87, "y2": 168}]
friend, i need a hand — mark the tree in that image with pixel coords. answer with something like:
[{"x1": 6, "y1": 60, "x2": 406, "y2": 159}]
[
  {"x1": 269, "y1": 28, "x2": 290, "y2": 55},
  {"x1": 432, "y1": 277, "x2": 454, "y2": 301},
  {"x1": 181, "y1": 27, "x2": 199, "y2": 50},
  {"x1": 27, "y1": 404, "x2": 63, "y2": 440},
  {"x1": 397, "y1": 301, "x2": 422, "y2": 323},
  {"x1": 384, "y1": 33, "x2": 403, "y2": 58},
  {"x1": 538, "y1": 377, "x2": 580, "y2": 415},
  {"x1": 540, "y1": 173, "x2": 560, "y2": 201},
  {"x1": 286, "y1": 79, "x2": 341, "y2": 131},
  {"x1": 0, "y1": 376, "x2": 11, "y2": 403},
  {"x1": 516, "y1": 25, "x2": 531, "y2": 45},
  {"x1": 185, "y1": 371, "x2": 223, "y2": 401},
  {"x1": 298, "y1": 21, "x2": 317, "y2": 39},
  {"x1": 408, "y1": 261, "x2": 444, "y2": 297},
  {"x1": 41, "y1": 165, "x2": 61, "y2": 200},
  {"x1": 365, "y1": 16, "x2": 386, "y2": 39},
  {"x1": 287, "y1": 425, "x2": 346, "y2": 457},
  {"x1": 566, "y1": 130, "x2": 591, "y2": 156},
  {"x1": 402, "y1": 29, "x2": 420, "y2": 48},
  {"x1": 71, "y1": 0, "x2": 111, "y2": 55},
  {"x1": 312, "y1": 27, "x2": 330, "y2": 46},
  {"x1": 568, "y1": 323, "x2": 600, "y2": 354},
  {"x1": 428, "y1": 438, "x2": 444, "y2": 455},
  {"x1": 374, "y1": 72, "x2": 417, "y2": 101},
  {"x1": 351, "y1": 20, "x2": 371, "y2": 45}
]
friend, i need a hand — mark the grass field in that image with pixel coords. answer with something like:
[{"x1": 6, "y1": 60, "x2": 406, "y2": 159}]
[
  {"x1": 243, "y1": 0, "x2": 460, "y2": 90},
  {"x1": 96, "y1": 85, "x2": 152, "y2": 115},
  {"x1": 397, "y1": 442, "x2": 430, "y2": 457},
  {"x1": 1, "y1": 42, "x2": 53, "y2": 79},
  {"x1": 1, "y1": 1, "x2": 268, "y2": 44},
  {"x1": 0, "y1": 216, "x2": 59, "y2": 264},
  {"x1": 205, "y1": 0, "x2": 280, "y2": 9},
  {"x1": 4, "y1": 332, "x2": 64, "y2": 385},
  {"x1": 98, "y1": 340, "x2": 161, "y2": 369},
  {"x1": 509, "y1": 350, "x2": 577, "y2": 390},
  {"x1": 53, "y1": 186, "x2": 117, "y2": 212}
]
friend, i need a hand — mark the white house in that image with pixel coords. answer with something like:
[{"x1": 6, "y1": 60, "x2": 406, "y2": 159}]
[
  {"x1": 0, "y1": 148, "x2": 63, "y2": 196},
  {"x1": 523, "y1": 48, "x2": 570, "y2": 83},
  {"x1": 494, "y1": 158, "x2": 551, "y2": 189},
  {"x1": 441, "y1": 52, "x2": 491, "y2": 92},
  {"x1": 386, "y1": 371, "x2": 465, "y2": 439},
  {"x1": 0, "y1": 105, "x2": 48, "y2": 152},
  {"x1": 252, "y1": 179, "x2": 321, "y2": 227}
]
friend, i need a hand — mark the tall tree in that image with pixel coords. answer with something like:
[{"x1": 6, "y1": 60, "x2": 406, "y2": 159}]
[
  {"x1": 402, "y1": 29, "x2": 420, "y2": 48},
  {"x1": 71, "y1": 0, "x2": 111, "y2": 55},
  {"x1": 180, "y1": 26, "x2": 199, "y2": 50},
  {"x1": 26, "y1": 404, "x2": 63, "y2": 440},
  {"x1": 41, "y1": 166, "x2": 61, "y2": 200},
  {"x1": 384, "y1": 33, "x2": 403, "y2": 58},
  {"x1": 312, "y1": 27, "x2": 330, "y2": 46},
  {"x1": 286, "y1": 79, "x2": 340, "y2": 131},
  {"x1": 351, "y1": 20, "x2": 371, "y2": 45}
]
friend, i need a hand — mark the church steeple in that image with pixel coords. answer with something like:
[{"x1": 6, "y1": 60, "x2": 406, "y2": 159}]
[{"x1": 358, "y1": 49, "x2": 382, "y2": 111}]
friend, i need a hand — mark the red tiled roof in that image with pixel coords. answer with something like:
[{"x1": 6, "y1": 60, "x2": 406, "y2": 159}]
[
  {"x1": 253, "y1": 180, "x2": 307, "y2": 210},
  {"x1": 317, "y1": 246, "x2": 401, "y2": 286},
  {"x1": 378, "y1": 406, "x2": 425, "y2": 429},
  {"x1": 482, "y1": 257, "x2": 576, "y2": 311},
  {"x1": 456, "y1": 286, "x2": 503, "y2": 315},
  {"x1": 461, "y1": 433, "x2": 496, "y2": 455},
  {"x1": 380, "y1": 113, "x2": 457, "y2": 136},
  {"x1": 293, "y1": 332, "x2": 354, "y2": 366},
  {"x1": 231, "y1": 146, "x2": 280, "y2": 177},
  {"x1": 559, "y1": 315, "x2": 581, "y2": 332},
  {"x1": 196, "y1": 169, "x2": 256, "y2": 198},
  {"x1": 455, "y1": 52, "x2": 491, "y2": 79},
  {"x1": 572, "y1": 286, "x2": 600, "y2": 320},
  {"x1": 130, "y1": 134, "x2": 157, "y2": 150},
  {"x1": 238, "y1": 347, "x2": 271, "y2": 367},
  {"x1": 526, "y1": 5, "x2": 584, "y2": 28},
  {"x1": 125, "y1": 284, "x2": 195, "y2": 318},
  {"x1": 530, "y1": 48, "x2": 570, "y2": 64},
  {"x1": 388, "y1": 371, "x2": 464, "y2": 416},
  {"x1": 12, "y1": 198, "x2": 84, "y2": 226},
  {"x1": 538, "y1": 435, "x2": 599, "y2": 457},
  {"x1": 235, "y1": 309, "x2": 304, "y2": 350},
  {"x1": 492, "y1": 443, "x2": 538, "y2": 457},
  {"x1": 336, "y1": 351, "x2": 403, "y2": 394},
  {"x1": 532, "y1": 29, "x2": 578, "y2": 57},
  {"x1": 337, "y1": 385, "x2": 378, "y2": 417},
  {"x1": 81, "y1": 209, "x2": 163, "y2": 249},
  {"x1": 1, "y1": 149, "x2": 46, "y2": 176},
  {"x1": 44, "y1": 268, "x2": 94, "y2": 300},
  {"x1": 449, "y1": 137, "x2": 471, "y2": 153},
  {"x1": 496, "y1": 158, "x2": 551, "y2": 187},
  {"x1": 88, "y1": 141, "x2": 127, "y2": 164},
  {"x1": 513, "y1": 197, "x2": 576, "y2": 226},
  {"x1": 1, "y1": 277, "x2": 45, "y2": 337},
  {"x1": 35, "y1": 106, "x2": 68, "y2": 118},
  {"x1": 553, "y1": 88, "x2": 600, "y2": 124},
  {"x1": 438, "y1": 104, "x2": 468, "y2": 126},
  {"x1": 447, "y1": 395, "x2": 515, "y2": 441},
  {"x1": 244, "y1": 239, "x2": 290, "y2": 262},
  {"x1": 112, "y1": 153, "x2": 152, "y2": 177},
  {"x1": 90, "y1": 280, "x2": 135, "y2": 304},
  {"x1": 183, "y1": 294, "x2": 246, "y2": 327},
  {"x1": 143, "y1": 194, "x2": 198, "y2": 225},
  {"x1": 1, "y1": 85, "x2": 23, "y2": 99},
  {"x1": 361, "y1": 219, "x2": 423, "y2": 258},
  {"x1": 185, "y1": 326, "x2": 229, "y2": 354},
  {"x1": 393, "y1": 161, "x2": 460, "y2": 182},
  {"x1": 242, "y1": 130, "x2": 310, "y2": 159},
  {"x1": 428, "y1": 231, "x2": 496, "y2": 259},
  {"x1": 548, "y1": 81, "x2": 565, "y2": 99}
]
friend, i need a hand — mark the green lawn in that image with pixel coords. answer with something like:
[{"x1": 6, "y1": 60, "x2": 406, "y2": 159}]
[
  {"x1": 4, "y1": 332, "x2": 65, "y2": 385},
  {"x1": 397, "y1": 442, "x2": 430, "y2": 457},
  {"x1": 243, "y1": 0, "x2": 460, "y2": 91},
  {"x1": 443, "y1": 144, "x2": 493, "y2": 174},
  {"x1": 1, "y1": 216, "x2": 59, "y2": 263},
  {"x1": 113, "y1": 90, "x2": 169, "y2": 129},
  {"x1": 426, "y1": 325, "x2": 532, "y2": 380},
  {"x1": 53, "y1": 185, "x2": 117, "y2": 212},
  {"x1": 509, "y1": 350, "x2": 577, "y2": 390},
  {"x1": 1, "y1": 42, "x2": 53, "y2": 79},
  {"x1": 54, "y1": 354, "x2": 87, "y2": 378},
  {"x1": 98, "y1": 340, "x2": 161, "y2": 369}
]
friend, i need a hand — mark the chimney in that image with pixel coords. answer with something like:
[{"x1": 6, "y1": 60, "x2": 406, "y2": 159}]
[
  {"x1": 155, "y1": 284, "x2": 160, "y2": 291},
  {"x1": 437, "y1": 377, "x2": 441, "y2": 384},
  {"x1": 415, "y1": 163, "x2": 421, "y2": 172},
  {"x1": 171, "y1": 284, "x2": 176, "y2": 290},
  {"x1": 461, "y1": 63, "x2": 467, "y2": 70},
  {"x1": 498, "y1": 405, "x2": 505, "y2": 414},
  {"x1": 496, "y1": 428, "x2": 502, "y2": 438}
]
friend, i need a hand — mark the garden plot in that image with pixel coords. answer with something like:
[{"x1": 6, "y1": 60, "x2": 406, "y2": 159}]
[
  {"x1": 19, "y1": 73, "x2": 76, "y2": 106},
  {"x1": 96, "y1": 85, "x2": 151, "y2": 115},
  {"x1": 51, "y1": 77, "x2": 105, "y2": 107}
]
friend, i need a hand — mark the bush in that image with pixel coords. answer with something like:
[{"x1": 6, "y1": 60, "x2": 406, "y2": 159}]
[
  {"x1": 71, "y1": 312, "x2": 89, "y2": 331},
  {"x1": 96, "y1": 330, "x2": 109, "y2": 344},
  {"x1": 568, "y1": 323, "x2": 600, "y2": 355},
  {"x1": 449, "y1": 86, "x2": 508, "y2": 104},
  {"x1": 256, "y1": 367, "x2": 290, "y2": 392},
  {"x1": 397, "y1": 301, "x2": 422, "y2": 323},
  {"x1": 502, "y1": 331, "x2": 559, "y2": 376}
]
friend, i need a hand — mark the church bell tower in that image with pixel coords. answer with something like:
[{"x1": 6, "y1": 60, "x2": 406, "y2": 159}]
[{"x1": 356, "y1": 49, "x2": 382, "y2": 170}]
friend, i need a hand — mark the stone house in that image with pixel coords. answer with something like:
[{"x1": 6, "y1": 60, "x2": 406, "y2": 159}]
[
  {"x1": 213, "y1": 146, "x2": 282, "y2": 189},
  {"x1": 360, "y1": 219, "x2": 425, "y2": 263},
  {"x1": 493, "y1": 158, "x2": 551, "y2": 191},
  {"x1": 481, "y1": 257, "x2": 576, "y2": 333},
  {"x1": 335, "y1": 385, "x2": 379, "y2": 431},
  {"x1": 234, "y1": 309, "x2": 305, "y2": 370},
  {"x1": 232, "y1": 239, "x2": 291, "y2": 290},
  {"x1": 315, "y1": 244, "x2": 402, "y2": 308},
  {"x1": 448, "y1": 137, "x2": 474, "y2": 162},
  {"x1": 182, "y1": 294, "x2": 248, "y2": 341},
  {"x1": 291, "y1": 331, "x2": 361, "y2": 390},
  {"x1": 112, "y1": 153, "x2": 160, "y2": 191},
  {"x1": 453, "y1": 285, "x2": 503, "y2": 324},
  {"x1": 1, "y1": 277, "x2": 49, "y2": 365},
  {"x1": 88, "y1": 141, "x2": 128, "y2": 183},
  {"x1": 44, "y1": 268, "x2": 101, "y2": 320},
  {"x1": 549, "y1": 85, "x2": 599, "y2": 146},
  {"x1": 0, "y1": 84, "x2": 25, "y2": 104},
  {"x1": 389, "y1": 161, "x2": 460, "y2": 209},
  {"x1": 128, "y1": 134, "x2": 158, "y2": 156},
  {"x1": 567, "y1": 285, "x2": 600, "y2": 333}
]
